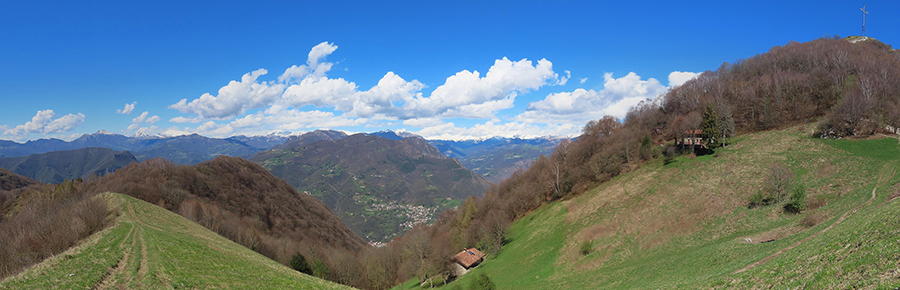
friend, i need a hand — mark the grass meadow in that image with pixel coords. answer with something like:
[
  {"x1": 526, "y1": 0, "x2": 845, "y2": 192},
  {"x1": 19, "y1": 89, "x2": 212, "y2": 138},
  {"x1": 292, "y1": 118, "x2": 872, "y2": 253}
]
[
  {"x1": 0, "y1": 193, "x2": 350, "y2": 290},
  {"x1": 398, "y1": 125, "x2": 900, "y2": 289}
]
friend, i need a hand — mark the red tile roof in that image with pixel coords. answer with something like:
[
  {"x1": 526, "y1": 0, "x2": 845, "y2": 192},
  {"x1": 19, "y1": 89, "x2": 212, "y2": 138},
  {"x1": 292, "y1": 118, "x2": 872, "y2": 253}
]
[{"x1": 453, "y1": 248, "x2": 485, "y2": 268}]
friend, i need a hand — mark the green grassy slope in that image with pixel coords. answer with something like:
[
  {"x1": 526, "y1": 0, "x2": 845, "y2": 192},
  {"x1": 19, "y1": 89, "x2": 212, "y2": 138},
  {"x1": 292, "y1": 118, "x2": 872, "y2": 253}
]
[
  {"x1": 400, "y1": 125, "x2": 900, "y2": 289},
  {"x1": 0, "y1": 193, "x2": 352, "y2": 290}
]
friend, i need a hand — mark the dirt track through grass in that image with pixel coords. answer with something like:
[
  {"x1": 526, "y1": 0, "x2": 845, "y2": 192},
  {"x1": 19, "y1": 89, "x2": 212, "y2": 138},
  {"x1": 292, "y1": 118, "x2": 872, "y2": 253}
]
[
  {"x1": 733, "y1": 166, "x2": 896, "y2": 274},
  {"x1": 0, "y1": 193, "x2": 352, "y2": 290}
]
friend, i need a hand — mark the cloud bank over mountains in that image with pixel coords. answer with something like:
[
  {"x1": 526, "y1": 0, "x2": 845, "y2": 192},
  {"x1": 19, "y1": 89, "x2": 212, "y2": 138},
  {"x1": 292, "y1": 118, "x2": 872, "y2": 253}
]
[
  {"x1": 1, "y1": 42, "x2": 697, "y2": 141},
  {"x1": 157, "y1": 42, "x2": 696, "y2": 140}
]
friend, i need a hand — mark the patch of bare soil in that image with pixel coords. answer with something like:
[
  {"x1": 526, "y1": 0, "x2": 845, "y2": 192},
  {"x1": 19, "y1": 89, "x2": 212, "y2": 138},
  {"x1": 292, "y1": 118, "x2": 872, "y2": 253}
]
[
  {"x1": 737, "y1": 225, "x2": 805, "y2": 244},
  {"x1": 883, "y1": 183, "x2": 900, "y2": 204},
  {"x1": 577, "y1": 224, "x2": 617, "y2": 241}
]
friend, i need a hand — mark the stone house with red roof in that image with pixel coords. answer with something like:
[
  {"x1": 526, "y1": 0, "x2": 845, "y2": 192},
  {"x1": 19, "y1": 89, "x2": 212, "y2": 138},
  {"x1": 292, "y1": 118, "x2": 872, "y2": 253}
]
[{"x1": 449, "y1": 248, "x2": 485, "y2": 277}]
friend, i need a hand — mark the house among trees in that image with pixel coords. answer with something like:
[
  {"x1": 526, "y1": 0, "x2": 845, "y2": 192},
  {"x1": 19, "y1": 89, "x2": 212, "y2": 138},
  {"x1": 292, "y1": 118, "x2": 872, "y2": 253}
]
[
  {"x1": 677, "y1": 130, "x2": 704, "y2": 148},
  {"x1": 450, "y1": 248, "x2": 485, "y2": 277}
]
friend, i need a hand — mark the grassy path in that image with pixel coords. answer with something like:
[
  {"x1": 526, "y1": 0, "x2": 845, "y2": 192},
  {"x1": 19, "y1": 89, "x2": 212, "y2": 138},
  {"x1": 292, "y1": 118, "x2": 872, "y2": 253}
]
[
  {"x1": 733, "y1": 166, "x2": 896, "y2": 274},
  {"x1": 0, "y1": 193, "x2": 352, "y2": 290},
  {"x1": 93, "y1": 203, "x2": 151, "y2": 289}
]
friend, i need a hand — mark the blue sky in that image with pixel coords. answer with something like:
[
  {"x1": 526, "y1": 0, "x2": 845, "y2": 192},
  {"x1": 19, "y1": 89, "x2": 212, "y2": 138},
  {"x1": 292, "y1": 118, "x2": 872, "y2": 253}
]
[{"x1": 2, "y1": 0, "x2": 898, "y2": 141}]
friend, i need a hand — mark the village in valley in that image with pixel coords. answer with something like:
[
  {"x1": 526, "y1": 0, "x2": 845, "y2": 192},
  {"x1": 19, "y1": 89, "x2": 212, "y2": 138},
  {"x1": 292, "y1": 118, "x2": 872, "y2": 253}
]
[{"x1": 354, "y1": 193, "x2": 453, "y2": 246}]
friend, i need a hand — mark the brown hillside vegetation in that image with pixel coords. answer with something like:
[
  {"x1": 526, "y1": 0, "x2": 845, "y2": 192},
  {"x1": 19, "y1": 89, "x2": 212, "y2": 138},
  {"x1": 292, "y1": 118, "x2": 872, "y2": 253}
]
[
  {"x1": 664, "y1": 36, "x2": 900, "y2": 137},
  {"x1": 81, "y1": 156, "x2": 367, "y2": 280},
  {"x1": 0, "y1": 168, "x2": 40, "y2": 192},
  {"x1": 0, "y1": 177, "x2": 110, "y2": 280},
  {"x1": 369, "y1": 37, "x2": 900, "y2": 289}
]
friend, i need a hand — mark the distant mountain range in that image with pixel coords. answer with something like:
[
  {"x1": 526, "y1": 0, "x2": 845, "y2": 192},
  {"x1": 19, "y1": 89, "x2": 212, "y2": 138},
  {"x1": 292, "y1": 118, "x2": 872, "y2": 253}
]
[
  {"x1": 428, "y1": 137, "x2": 565, "y2": 183},
  {"x1": 273, "y1": 129, "x2": 349, "y2": 150},
  {"x1": 0, "y1": 130, "x2": 565, "y2": 185},
  {"x1": 0, "y1": 131, "x2": 267, "y2": 165},
  {"x1": 0, "y1": 147, "x2": 138, "y2": 184},
  {"x1": 226, "y1": 132, "x2": 292, "y2": 150},
  {"x1": 365, "y1": 130, "x2": 420, "y2": 141},
  {"x1": 250, "y1": 132, "x2": 491, "y2": 242}
]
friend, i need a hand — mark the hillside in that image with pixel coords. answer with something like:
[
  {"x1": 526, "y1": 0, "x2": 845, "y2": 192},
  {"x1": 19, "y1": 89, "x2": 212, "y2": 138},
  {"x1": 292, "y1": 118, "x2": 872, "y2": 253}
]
[
  {"x1": 81, "y1": 156, "x2": 367, "y2": 276},
  {"x1": 251, "y1": 134, "x2": 491, "y2": 243},
  {"x1": 0, "y1": 167, "x2": 40, "y2": 191},
  {"x1": 425, "y1": 126, "x2": 900, "y2": 289},
  {"x1": 0, "y1": 193, "x2": 351, "y2": 290},
  {"x1": 0, "y1": 147, "x2": 137, "y2": 184}
]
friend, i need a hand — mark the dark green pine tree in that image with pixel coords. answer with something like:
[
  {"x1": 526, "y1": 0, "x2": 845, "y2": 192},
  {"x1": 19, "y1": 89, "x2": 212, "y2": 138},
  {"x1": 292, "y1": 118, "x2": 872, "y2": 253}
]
[
  {"x1": 701, "y1": 105, "x2": 720, "y2": 149},
  {"x1": 290, "y1": 253, "x2": 312, "y2": 275}
]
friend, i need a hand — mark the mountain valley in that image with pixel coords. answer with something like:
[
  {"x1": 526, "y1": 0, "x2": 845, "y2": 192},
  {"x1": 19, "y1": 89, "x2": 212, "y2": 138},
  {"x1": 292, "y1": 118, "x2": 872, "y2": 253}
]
[{"x1": 250, "y1": 133, "x2": 491, "y2": 243}]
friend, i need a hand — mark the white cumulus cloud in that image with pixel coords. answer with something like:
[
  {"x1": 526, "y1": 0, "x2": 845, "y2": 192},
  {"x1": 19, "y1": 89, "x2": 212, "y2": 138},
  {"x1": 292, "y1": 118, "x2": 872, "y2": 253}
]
[
  {"x1": 668, "y1": 71, "x2": 700, "y2": 87},
  {"x1": 124, "y1": 111, "x2": 162, "y2": 135},
  {"x1": 348, "y1": 72, "x2": 425, "y2": 118},
  {"x1": 4, "y1": 110, "x2": 85, "y2": 136},
  {"x1": 169, "y1": 69, "x2": 286, "y2": 119},
  {"x1": 132, "y1": 111, "x2": 149, "y2": 123},
  {"x1": 43, "y1": 113, "x2": 86, "y2": 134},
  {"x1": 279, "y1": 41, "x2": 339, "y2": 83},
  {"x1": 403, "y1": 57, "x2": 561, "y2": 119},
  {"x1": 163, "y1": 41, "x2": 574, "y2": 139},
  {"x1": 412, "y1": 120, "x2": 579, "y2": 141},
  {"x1": 117, "y1": 102, "x2": 136, "y2": 114},
  {"x1": 132, "y1": 111, "x2": 160, "y2": 125},
  {"x1": 282, "y1": 76, "x2": 358, "y2": 110},
  {"x1": 516, "y1": 72, "x2": 667, "y2": 124}
]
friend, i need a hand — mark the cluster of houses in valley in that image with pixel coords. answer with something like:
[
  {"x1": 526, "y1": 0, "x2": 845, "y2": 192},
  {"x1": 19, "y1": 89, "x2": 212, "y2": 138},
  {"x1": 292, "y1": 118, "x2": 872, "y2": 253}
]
[
  {"x1": 367, "y1": 201, "x2": 437, "y2": 229},
  {"x1": 359, "y1": 195, "x2": 439, "y2": 229}
]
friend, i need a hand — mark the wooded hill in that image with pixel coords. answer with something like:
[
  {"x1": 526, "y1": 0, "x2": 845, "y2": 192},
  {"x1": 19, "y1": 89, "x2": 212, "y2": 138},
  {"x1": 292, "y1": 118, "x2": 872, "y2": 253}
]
[
  {"x1": 0, "y1": 193, "x2": 352, "y2": 290},
  {"x1": 0, "y1": 167, "x2": 39, "y2": 191},
  {"x1": 251, "y1": 133, "x2": 491, "y2": 243},
  {"x1": 81, "y1": 156, "x2": 367, "y2": 259}
]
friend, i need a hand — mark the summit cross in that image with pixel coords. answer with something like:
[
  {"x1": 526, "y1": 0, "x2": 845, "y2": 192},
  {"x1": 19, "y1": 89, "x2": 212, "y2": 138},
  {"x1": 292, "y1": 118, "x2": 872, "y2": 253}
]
[{"x1": 861, "y1": 4, "x2": 869, "y2": 37}]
